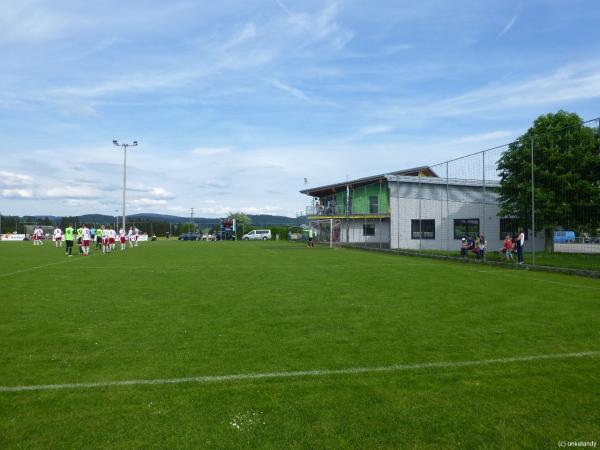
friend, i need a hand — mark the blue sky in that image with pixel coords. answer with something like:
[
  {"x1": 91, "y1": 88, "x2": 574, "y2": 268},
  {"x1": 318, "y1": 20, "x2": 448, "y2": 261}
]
[{"x1": 1, "y1": 0, "x2": 599, "y2": 217}]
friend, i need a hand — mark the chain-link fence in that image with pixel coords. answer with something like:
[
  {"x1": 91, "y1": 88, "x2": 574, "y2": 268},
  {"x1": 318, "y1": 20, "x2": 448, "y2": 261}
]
[{"x1": 304, "y1": 115, "x2": 600, "y2": 273}]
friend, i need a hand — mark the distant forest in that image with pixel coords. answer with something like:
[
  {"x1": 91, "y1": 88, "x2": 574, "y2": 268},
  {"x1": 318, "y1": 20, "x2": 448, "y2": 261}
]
[{"x1": 0, "y1": 213, "x2": 299, "y2": 237}]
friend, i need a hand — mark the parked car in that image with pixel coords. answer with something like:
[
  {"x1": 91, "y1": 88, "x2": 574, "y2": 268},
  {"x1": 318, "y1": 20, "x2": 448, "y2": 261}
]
[
  {"x1": 583, "y1": 233, "x2": 600, "y2": 244},
  {"x1": 242, "y1": 229, "x2": 272, "y2": 240},
  {"x1": 553, "y1": 230, "x2": 575, "y2": 243},
  {"x1": 178, "y1": 232, "x2": 202, "y2": 241}
]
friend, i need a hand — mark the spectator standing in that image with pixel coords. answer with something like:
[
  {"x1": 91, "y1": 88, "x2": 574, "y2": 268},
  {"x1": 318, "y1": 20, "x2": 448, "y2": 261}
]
[
  {"x1": 460, "y1": 237, "x2": 469, "y2": 258},
  {"x1": 516, "y1": 228, "x2": 525, "y2": 264}
]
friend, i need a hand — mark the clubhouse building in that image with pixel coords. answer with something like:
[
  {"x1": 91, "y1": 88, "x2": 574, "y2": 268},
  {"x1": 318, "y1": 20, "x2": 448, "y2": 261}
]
[{"x1": 300, "y1": 166, "x2": 544, "y2": 252}]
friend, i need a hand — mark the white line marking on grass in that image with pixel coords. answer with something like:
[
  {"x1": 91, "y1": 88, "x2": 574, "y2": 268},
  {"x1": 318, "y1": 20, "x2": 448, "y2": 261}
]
[{"x1": 1, "y1": 351, "x2": 598, "y2": 393}]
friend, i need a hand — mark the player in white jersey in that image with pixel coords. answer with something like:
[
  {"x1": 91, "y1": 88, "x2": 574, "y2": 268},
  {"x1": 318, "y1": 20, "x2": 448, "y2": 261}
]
[
  {"x1": 134, "y1": 227, "x2": 140, "y2": 247},
  {"x1": 100, "y1": 225, "x2": 109, "y2": 254},
  {"x1": 128, "y1": 227, "x2": 135, "y2": 248},
  {"x1": 81, "y1": 224, "x2": 91, "y2": 256},
  {"x1": 109, "y1": 228, "x2": 117, "y2": 252},
  {"x1": 119, "y1": 228, "x2": 126, "y2": 250},
  {"x1": 53, "y1": 227, "x2": 63, "y2": 247},
  {"x1": 33, "y1": 226, "x2": 44, "y2": 245}
]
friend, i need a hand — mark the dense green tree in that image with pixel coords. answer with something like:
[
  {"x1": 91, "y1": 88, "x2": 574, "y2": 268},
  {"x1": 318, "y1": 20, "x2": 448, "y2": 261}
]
[
  {"x1": 0, "y1": 215, "x2": 20, "y2": 234},
  {"x1": 179, "y1": 222, "x2": 196, "y2": 234},
  {"x1": 60, "y1": 216, "x2": 79, "y2": 230},
  {"x1": 228, "y1": 212, "x2": 252, "y2": 238},
  {"x1": 497, "y1": 111, "x2": 600, "y2": 251}
]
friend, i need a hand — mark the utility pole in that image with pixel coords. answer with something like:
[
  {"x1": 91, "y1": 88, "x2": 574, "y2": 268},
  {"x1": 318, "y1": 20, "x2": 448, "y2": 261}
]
[
  {"x1": 113, "y1": 140, "x2": 138, "y2": 234},
  {"x1": 190, "y1": 208, "x2": 194, "y2": 233}
]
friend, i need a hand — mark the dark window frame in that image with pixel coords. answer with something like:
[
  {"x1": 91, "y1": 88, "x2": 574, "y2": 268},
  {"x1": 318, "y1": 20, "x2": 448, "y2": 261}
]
[
  {"x1": 411, "y1": 219, "x2": 436, "y2": 240},
  {"x1": 369, "y1": 196, "x2": 379, "y2": 214},
  {"x1": 453, "y1": 218, "x2": 480, "y2": 240},
  {"x1": 363, "y1": 224, "x2": 376, "y2": 236}
]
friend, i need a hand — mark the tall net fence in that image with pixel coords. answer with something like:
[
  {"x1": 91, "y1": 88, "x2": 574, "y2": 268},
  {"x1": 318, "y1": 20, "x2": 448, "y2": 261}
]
[{"x1": 306, "y1": 116, "x2": 600, "y2": 273}]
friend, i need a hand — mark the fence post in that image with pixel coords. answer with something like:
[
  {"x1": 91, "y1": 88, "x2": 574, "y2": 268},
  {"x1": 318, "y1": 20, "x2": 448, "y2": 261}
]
[
  {"x1": 379, "y1": 181, "x2": 383, "y2": 249},
  {"x1": 530, "y1": 136, "x2": 536, "y2": 266},
  {"x1": 446, "y1": 162, "x2": 450, "y2": 258},
  {"x1": 330, "y1": 218, "x2": 333, "y2": 248},
  {"x1": 418, "y1": 172, "x2": 422, "y2": 251},
  {"x1": 482, "y1": 151, "x2": 486, "y2": 261},
  {"x1": 397, "y1": 177, "x2": 400, "y2": 250}
]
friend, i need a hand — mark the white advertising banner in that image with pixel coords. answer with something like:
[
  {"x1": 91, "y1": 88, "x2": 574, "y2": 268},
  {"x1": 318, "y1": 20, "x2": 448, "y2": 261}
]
[{"x1": 1, "y1": 234, "x2": 26, "y2": 241}]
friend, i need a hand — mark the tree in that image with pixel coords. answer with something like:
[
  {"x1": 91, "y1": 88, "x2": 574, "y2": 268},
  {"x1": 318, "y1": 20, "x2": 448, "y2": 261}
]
[
  {"x1": 179, "y1": 222, "x2": 196, "y2": 234},
  {"x1": 497, "y1": 111, "x2": 600, "y2": 251},
  {"x1": 228, "y1": 212, "x2": 252, "y2": 238}
]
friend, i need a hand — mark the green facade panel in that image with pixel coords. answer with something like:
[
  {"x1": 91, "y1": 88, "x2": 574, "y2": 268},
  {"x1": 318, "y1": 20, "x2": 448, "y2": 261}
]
[{"x1": 319, "y1": 182, "x2": 389, "y2": 215}]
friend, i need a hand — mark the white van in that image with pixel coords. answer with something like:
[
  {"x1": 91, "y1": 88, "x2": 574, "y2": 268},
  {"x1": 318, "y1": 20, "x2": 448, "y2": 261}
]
[{"x1": 242, "y1": 229, "x2": 272, "y2": 240}]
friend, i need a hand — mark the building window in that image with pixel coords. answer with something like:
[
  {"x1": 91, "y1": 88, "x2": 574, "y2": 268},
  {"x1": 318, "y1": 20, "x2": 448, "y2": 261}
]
[
  {"x1": 499, "y1": 218, "x2": 528, "y2": 241},
  {"x1": 363, "y1": 224, "x2": 376, "y2": 236},
  {"x1": 411, "y1": 220, "x2": 435, "y2": 240},
  {"x1": 454, "y1": 219, "x2": 479, "y2": 239},
  {"x1": 369, "y1": 196, "x2": 378, "y2": 214}
]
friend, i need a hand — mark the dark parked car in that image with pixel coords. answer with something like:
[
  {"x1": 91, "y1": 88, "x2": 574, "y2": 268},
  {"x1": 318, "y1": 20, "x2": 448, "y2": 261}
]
[{"x1": 178, "y1": 232, "x2": 202, "y2": 241}]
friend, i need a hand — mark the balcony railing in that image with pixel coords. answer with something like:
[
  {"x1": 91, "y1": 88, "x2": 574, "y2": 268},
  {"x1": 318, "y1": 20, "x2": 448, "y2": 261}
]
[{"x1": 303, "y1": 205, "x2": 388, "y2": 217}]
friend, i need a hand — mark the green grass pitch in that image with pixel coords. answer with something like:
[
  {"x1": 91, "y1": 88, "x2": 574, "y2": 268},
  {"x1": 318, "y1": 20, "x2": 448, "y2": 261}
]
[{"x1": 1, "y1": 240, "x2": 599, "y2": 449}]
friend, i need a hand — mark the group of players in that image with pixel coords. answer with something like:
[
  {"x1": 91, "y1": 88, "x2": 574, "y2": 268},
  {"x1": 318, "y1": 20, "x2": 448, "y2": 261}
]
[{"x1": 31, "y1": 224, "x2": 141, "y2": 256}]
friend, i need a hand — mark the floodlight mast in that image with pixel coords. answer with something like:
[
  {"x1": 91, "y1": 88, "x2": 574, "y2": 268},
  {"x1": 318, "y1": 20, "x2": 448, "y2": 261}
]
[{"x1": 113, "y1": 140, "x2": 138, "y2": 233}]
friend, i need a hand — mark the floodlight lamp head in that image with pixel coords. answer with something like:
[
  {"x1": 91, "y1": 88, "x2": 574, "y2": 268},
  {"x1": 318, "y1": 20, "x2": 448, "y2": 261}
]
[
  {"x1": 132, "y1": 141, "x2": 138, "y2": 146},
  {"x1": 113, "y1": 140, "x2": 119, "y2": 146}
]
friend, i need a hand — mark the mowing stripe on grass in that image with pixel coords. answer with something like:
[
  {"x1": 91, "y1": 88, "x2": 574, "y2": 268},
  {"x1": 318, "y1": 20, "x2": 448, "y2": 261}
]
[
  {"x1": 0, "y1": 253, "x2": 99, "y2": 279},
  {"x1": 1, "y1": 351, "x2": 598, "y2": 393},
  {"x1": 471, "y1": 269, "x2": 600, "y2": 290}
]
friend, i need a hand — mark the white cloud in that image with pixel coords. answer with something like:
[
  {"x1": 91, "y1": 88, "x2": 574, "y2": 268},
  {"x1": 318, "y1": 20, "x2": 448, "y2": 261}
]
[
  {"x1": 147, "y1": 187, "x2": 175, "y2": 199},
  {"x1": 44, "y1": 186, "x2": 98, "y2": 199},
  {"x1": 34, "y1": 2, "x2": 351, "y2": 106},
  {"x1": 1, "y1": 189, "x2": 33, "y2": 199},
  {"x1": 223, "y1": 23, "x2": 257, "y2": 49},
  {"x1": 274, "y1": 0, "x2": 293, "y2": 17},
  {"x1": 131, "y1": 198, "x2": 168, "y2": 207},
  {"x1": 0, "y1": 1, "x2": 83, "y2": 43},
  {"x1": 0, "y1": 171, "x2": 33, "y2": 187},
  {"x1": 497, "y1": 7, "x2": 520, "y2": 39},
  {"x1": 271, "y1": 80, "x2": 309, "y2": 101},
  {"x1": 357, "y1": 125, "x2": 395, "y2": 136},
  {"x1": 379, "y1": 63, "x2": 600, "y2": 122},
  {"x1": 446, "y1": 130, "x2": 514, "y2": 145}
]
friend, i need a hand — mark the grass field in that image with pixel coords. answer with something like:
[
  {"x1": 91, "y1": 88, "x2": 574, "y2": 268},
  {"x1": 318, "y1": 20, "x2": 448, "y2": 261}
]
[
  {"x1": 380, "y1": 247, "x2": 600, "y2": 272},
  {"x1": 1, "y1": 240, "x2": 599, "y2": 449}
]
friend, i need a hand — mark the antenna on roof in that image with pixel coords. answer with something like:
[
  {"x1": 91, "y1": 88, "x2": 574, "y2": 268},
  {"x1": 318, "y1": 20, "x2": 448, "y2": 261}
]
[{"x1": 304, "y1": 177, "x2": 308, "y2": 186}]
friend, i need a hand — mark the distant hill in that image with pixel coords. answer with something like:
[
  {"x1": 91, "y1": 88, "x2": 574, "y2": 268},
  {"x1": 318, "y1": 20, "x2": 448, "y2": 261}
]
[
  {"x1": 79, "y1": 214, "x2": 115, "y2": 223},
  {"x1": 129, "y1": 213, "x2": 297, "y2": 226},
  {"x1": 247, "y1": 214, "x2": 298, "y2": 225}
]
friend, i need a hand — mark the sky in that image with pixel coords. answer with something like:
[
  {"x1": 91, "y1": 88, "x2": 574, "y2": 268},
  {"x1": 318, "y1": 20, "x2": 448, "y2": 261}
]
[{"x1": 1, "y1": 0, "x2": 599, "y2": 218}]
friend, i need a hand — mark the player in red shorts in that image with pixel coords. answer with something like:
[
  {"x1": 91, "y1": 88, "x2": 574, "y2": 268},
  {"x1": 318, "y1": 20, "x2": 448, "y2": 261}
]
[
  {"x1": 101, "y1": 225, "x2": 110, "y2": 254},
  {"x1": 119, "y1": 227, "x2": 126, "y2": 250},
  {"x1": 81, "y1": 224, "x2": 91, "y2": 256},
  {"x1": 53, "y1": 227, "x2": 63, "y2": 247},
  {"x1": 108, "y1": 227, "x2": 116, "y2": 252},
  {"x1": 33, "y1": 226, "x2": 44, "y2": 245}
]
